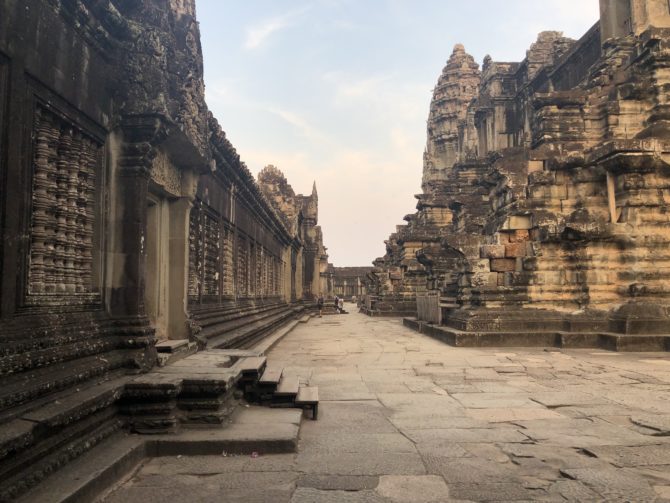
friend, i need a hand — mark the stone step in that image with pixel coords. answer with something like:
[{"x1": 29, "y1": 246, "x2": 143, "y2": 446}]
[
  {"x1": 17, "y1": 406, "x2": 302, "y2": 503},
  {"x1": 295, "y1": 385, "x2": 319, "y2": 420},
  {"x1": 259, "y1": 367, "x2": 283, "y2": 386},
  {"x1": 274, "y1": 376, "x2": 299, "y2": 397},
  {"x1": 251, "y1": 319, "x2": 300, "y2": 354},
  {"x1": 155, "y1": 339, "x2": 190, "y2": 353},
  {"x1": 0, "y1": 375, "x2": 128, "y2": 467},
  {"x1": 236, "y1": 356, "x2": 267, "y2": 378},
  {"x1": 204, "y1": 309, "x2": 297, "y2": 349},
  {"x1": 295, "y1": 385, "x2": 319, "y2": 405},
  {"x1": 148, "y1": 408, "x2": 301, "y2": 456},
  {"x1": 16, "y1": 432, "x2": 145, "y2": 503}
]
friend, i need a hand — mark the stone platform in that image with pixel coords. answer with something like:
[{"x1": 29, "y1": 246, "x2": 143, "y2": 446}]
[
  {"x1": 102, "y1": 311, "x2": 670, "y2": 502},
  {"x1": 404, "y1": 317, "x2": 670, "y2": 352}
]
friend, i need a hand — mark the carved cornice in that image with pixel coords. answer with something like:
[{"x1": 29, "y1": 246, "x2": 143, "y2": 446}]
[{"x1": 118, "y1": 114, "x2": 167, "y2": 177}]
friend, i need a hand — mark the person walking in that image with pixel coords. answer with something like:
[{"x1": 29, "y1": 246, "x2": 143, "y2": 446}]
[{"x1": 334, "y1": 295, "x2": 340, "y2": 314}]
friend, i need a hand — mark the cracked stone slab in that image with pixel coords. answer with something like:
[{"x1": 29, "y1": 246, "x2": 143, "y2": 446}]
[
  {"x1": 530, "y1": 391, "x2": 610, "y2": 408},
  {"x1": 448, "y1": 482, "x2": 547, "y2": 501},
  {"x1": 389, "y1": 415, "x2": 488, "y2": 431},
  {"x1": 295, "y1": 451, "x2": 426, "y2": 476},
  {"x1": 583, "y1": 444, "x2": 670, "y2": 467},
  {"x1": 451, "y1": 392, "x2": 540, "y2": 409},
  {"x1": 631, "y1": 414, "x2": 670, "y2": 435},
  {"x1": 499, "y1": 443, "x2": 608, "y2": 470},
  {"x1": 513, "y1": 418, "x2": 662, "y2": 447},
  {"x1": 405, "y1": 427, "x2": 528, "y2": 444},
  {"x1": 376, "y1": 475, "x2": 450, "y2": 502},
  {"x1": 299, "y1": 432, "x2": 416, "y2": 454},
  {"x1": 296, "y1": 474, "x2": 379, "y2": 491},
  {"x1": 290, "y1": 487, "x2": 386, "y2": 503},
  {"x1": 549, "y1": 480, "x2": 602, "y2": 501},
  {"x1": 561, "y1": 467, "x2": 657, "y2": 501},
  {"x1": 425, "y1": 457, "x2": 522, "y2": 484},
  {"x1": 466, "y1": 407, "x2": 564, "y2": 422}
]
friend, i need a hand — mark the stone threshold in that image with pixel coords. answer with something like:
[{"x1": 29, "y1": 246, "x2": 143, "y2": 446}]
[
  {"x1": 17, "y1": 406, "x2": 302, "y2": 503},
  {"x1": 404, "y1": 318, "x2": 670, "y2": 352}
]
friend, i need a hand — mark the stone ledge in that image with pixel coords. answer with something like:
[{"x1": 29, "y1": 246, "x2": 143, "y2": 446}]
[
  {"x1": 17, "y1": 407, "x2": 302, "y2": 503},
  {"x1": 404, "y1": 318, "x2": 670, "y2": 352}
]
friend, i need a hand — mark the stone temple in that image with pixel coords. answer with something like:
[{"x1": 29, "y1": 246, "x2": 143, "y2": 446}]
[
  {"x1": 367, "y1": 0, "x2": 670, "y2": 351},
  {"x1": 0, "y1": 0, "x2": 669, "y2": 500}
]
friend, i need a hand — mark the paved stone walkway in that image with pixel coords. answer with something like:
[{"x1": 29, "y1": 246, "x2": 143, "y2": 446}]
[{"x1": 104, "y1": 307, "x2": 670, "y2": 502}]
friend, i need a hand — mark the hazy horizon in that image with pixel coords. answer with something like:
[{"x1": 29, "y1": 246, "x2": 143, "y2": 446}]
[{"x1": 197, "y1": 0, "x2": 600, "y2": 266}]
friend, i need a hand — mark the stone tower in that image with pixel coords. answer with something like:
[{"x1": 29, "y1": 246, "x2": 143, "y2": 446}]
[{"x1": 422, "y1": 44, "x2": 480, "y2": 192}]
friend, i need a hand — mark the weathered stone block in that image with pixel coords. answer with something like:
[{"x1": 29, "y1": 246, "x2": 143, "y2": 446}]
[
  {"x1": 471, "y1": 272, "x2": 498, "y2": 287},
  {"x1": 504, "y1": 215, "x2": 532, "y2": 230},
  {"x1": 490, "y1": 258, "x2": 517, "y2": 272},
  {"x1": 472, "y1": 259, "x2": 490, "y2": 273},
  {"x1": 522, "y1": 257, "x2": 537, "y2": 271},
  {"x1": 508, "y1": 230, "x2": 529, "y2": 243},
  {"x1": 480, "y1": 245, "x2": 505, "y2": 259},
  {"x1": 505, "y1": 242, "x2": 526, "y2": 258}
]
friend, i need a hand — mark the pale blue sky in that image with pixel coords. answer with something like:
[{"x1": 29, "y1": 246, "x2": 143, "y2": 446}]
[{"x1": 197, "y1": 0, "x2": 599, "y2": 266}]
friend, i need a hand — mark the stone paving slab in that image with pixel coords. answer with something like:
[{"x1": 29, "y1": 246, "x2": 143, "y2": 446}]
[
  {"x1": 583, "y1": 444, "x2": 670, "y2": 467},
  {"x1": 103, "y1": 312, "x2": 670, "y2": 502}
]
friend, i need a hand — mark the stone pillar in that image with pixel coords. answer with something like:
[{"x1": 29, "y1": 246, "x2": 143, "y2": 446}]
[
  {"x1": 311, "y1": 253, "x2": 320, "y2": 298},
  {"x1": 110, "y1": 120, "x2": 163, "y2": 318}
]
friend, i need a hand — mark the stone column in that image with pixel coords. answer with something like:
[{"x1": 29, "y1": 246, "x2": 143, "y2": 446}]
[
  {"x1": 108, "y1": 116, "x2": 166, "y2": 351},
  {"x1": 110, "y1": 138, "x2": 153, "y2": 316}
]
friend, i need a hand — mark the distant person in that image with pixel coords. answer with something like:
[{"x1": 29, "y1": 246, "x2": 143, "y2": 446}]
[
  {"x1": 334, "y1": 295, "x2": 340, "y2": 313},
  {"x1": 338, "y1": 297, "x2": 344, "y2": 313},
  {"x1": 317, "y1": 293, "x2": 324, "y2": 317}
]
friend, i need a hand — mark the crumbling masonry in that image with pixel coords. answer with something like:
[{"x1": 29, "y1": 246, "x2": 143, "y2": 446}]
[{"x1": 370, "y1": 0, "x2": 670, "y2": 350}]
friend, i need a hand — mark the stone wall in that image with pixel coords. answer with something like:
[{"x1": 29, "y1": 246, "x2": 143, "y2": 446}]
[
  {"x1": 377, "y1": 0, "x2": 670, "y2": 338},
  {"x1": 258, "y1": 165, "x2": 329, "y2": 301},
  {"x1": 0, "y1": 1, "x2": 326, "y2": 492}
]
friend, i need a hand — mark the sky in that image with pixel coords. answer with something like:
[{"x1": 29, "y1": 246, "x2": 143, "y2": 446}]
[{"x1": 197, "y1": 0, "x2": 600, "y2": 267}]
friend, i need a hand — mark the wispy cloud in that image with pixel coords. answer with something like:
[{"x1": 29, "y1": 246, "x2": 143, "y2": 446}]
[
  {"x1": 244, "y1": 7, "x2": 310, "y2": 50},
  {"x1": 266, "y1": 106, "x2": 331, "y2": 144}
]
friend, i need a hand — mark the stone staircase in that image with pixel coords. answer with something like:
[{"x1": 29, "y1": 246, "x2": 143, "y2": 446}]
[
  {"x1": 0, "y1": 341, "x2": 318, "y2": 501},
  {"x1": 189, "y1": 300, "x2": 308, "y2": 349},
  {"x1": 243, "y1": 363, "x2": 319, "y2": 419}
]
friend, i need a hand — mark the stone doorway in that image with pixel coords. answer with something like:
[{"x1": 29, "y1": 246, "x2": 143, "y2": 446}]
[{"x1": 145, "y1": 193, "x2": 170, "y2": 341}]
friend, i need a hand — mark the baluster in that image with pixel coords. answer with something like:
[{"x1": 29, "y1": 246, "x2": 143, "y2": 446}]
[
  {"x1": 29, "y1": 109, "x2": 50, "y2": 293},
  {"x1": 53, "y1": 127, "x2": 72, "y2": 293}
]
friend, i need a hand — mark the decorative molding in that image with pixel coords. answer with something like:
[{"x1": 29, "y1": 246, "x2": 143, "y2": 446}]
[{"x1": 150, "y1": 150, "x2": 182, "y2": 196}]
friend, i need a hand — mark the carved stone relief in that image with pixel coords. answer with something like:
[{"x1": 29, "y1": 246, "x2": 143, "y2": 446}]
[{"x1": 150, "y1": 150, "x2": 182, "y2": 197}]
